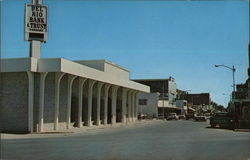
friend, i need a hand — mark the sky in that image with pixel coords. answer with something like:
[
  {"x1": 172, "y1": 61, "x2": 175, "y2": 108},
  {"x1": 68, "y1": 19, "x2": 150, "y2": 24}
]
[{"x1": 1, "y1": 0, "x2": 249, "y2": 106}]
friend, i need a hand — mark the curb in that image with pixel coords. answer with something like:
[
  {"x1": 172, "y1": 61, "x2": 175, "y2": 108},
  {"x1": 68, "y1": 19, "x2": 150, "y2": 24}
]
[{"x1": 234, "y1": 129, "x2": 250, "y2": 132}]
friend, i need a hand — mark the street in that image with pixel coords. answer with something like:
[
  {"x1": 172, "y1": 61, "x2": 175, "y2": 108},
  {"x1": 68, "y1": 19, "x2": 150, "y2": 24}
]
[{"x1": 1, "y1": 120, "x2": 250, "y2": 160}]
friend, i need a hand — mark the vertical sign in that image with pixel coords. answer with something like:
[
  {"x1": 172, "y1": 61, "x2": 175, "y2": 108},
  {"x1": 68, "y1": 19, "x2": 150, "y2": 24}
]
[{"x1": 25, "y1": 4, "x2": 48, "y2": 42}]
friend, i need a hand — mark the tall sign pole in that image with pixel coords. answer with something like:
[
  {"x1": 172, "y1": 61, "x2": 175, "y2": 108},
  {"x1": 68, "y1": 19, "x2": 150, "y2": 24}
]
[{"x1": 25, "y1": 0, "x2": 47, "y2": 58}]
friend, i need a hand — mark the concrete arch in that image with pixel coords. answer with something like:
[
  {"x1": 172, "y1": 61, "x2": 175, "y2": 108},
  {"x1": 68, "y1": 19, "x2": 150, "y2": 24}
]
[
  {"x1": 91, "y1": 82, "x2": 98, "y2": 125},
  {"x1": 107, "y1": 87, "x2": 112, "y2": 124},
  {"x1": 27, "y1": 71, "x2": 34, "y2": 133},
  {"x1": 121, "y1": 88, "x2": 128, "y2": 123},
  {"x1": 66, "y1": 74, "x2": 77, "y2": 129},
  {"x1": 93, "y1": 82, "x2": 104, "y2": 126},
  {"x1": 127, "y1": 90, "x2": 132, "y2": 122},
  {"x1": 54, "y1": 72, "x2": 66, "y2": 130},
  {"x1": 134, "y1": 92, "x2": 139, "y2": 121},
  {"x1": 57, "y1": 74, "x2": 68, "y2": 129},
  {"x1": 43, "y1": 72, "x2": 55, "y2": 131},
  {"x1": 82, "y1": 79, "x2": 96, "y2": 126},
  {"x1": 111, "y1": 85, "x2": 119, "y2": 124},
  {"x1": 116, "y1": 87, "x2": 123, "y2": 123},
  {"x1": 79, "y1": 78, "x2": 88, "y2": 127},
  {"x1": 71, "y1": 77, "x2": 81, "y2": 127},
  {"x1": 38, "y1": 72, "x2": 48, "y2": 132},
  {"x1": 102, "y1": 84, "x2": 111, "y2": 125}
]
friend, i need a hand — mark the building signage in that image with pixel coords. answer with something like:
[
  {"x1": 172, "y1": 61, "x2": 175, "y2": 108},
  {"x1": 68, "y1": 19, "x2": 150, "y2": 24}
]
[{"x1": 25, "y1": 4, "x2": 48, "y2": 42}]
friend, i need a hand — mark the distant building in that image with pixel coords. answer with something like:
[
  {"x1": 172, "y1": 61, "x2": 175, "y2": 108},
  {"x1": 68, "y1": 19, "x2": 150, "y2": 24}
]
[
  {"x1": 177, "y1": 91, "x2": 212, "y2": 113},
  {"x1": 133, "y1": 77, "x2": 181, "y2": 116},
  {"x1": 229, "y1": 77, "x2": 250, "y2": 128},
  {"x1": 227, "y1": 44, "x2": 250, "y2": 129},
  {"x1": 133, "y1": 77, "x2": 177, "y2": 103},
  {"x1": 137, "y1": 93, "x2": 159, "y2": 118},
  {"x1": 235, "y1": 82, "x2": 248, "y2": 99},
  {"x1": 185, "y1": 93, "x2": 211, "y2": 106},
  {"x1": 176, "y1": 100, "x2": 188, "y2": 114}
]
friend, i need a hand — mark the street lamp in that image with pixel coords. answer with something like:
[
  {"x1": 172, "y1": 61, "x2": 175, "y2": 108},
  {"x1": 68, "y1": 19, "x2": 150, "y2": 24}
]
[{"x1": 214, "y1": 64, "x2": 236, "y2": 100}]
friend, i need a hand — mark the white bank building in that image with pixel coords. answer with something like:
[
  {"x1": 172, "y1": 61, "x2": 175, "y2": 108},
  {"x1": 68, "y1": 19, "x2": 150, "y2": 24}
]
[{"x1": 0, "y1": 58, "x2": 149, "y2": 133}]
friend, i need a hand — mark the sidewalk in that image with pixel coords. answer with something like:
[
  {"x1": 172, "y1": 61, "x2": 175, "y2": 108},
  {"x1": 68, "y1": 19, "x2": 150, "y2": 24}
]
[
  {"x1": 1, "y1": 119, "x2": 161, "y2": 139},
  {"x1": 234, "y1": 129, "x2": 250, "y2": 132}
]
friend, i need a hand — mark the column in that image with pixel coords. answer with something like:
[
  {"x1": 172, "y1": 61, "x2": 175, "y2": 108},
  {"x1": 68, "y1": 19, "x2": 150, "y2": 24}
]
[
  {"x1": 111, "y1": 86, "x2": 119, "y2": 124},
  {"x1": 38, "y1": 72, "x2": 48, "y2": 132},
  {"x1": 96, "y1": 82, "x2": 104, "y2": 126},
  {"x1": 78, "y1": 78, "x2": 87, "y2": 128},
  {"x1": 127, "y1": 90, "x2": 132, "y2": 122},
  {"x1": 66, "y1": 75, "x2": 77, "y2": 129},
  {"x1": 131, "y1": 91, "x2": 135, "y2": 122},
  {"x1": 134, "y1": 92, "x2": 139, "y2": 121},
  {"x1": 27, "y1": 71, "x2": 34, "y2": 133},
  {"x1": 121, "y1": 88, "x2": 128, "y2": 123},
  {"x1": 103, "y1": 84, "x2": 111, "y2": 125},
  {"x1": 54, "y1": 72, "x2": 65, "y2": 130},
  {"x1": 87, "y1": 80, "x2": 96, "y2": 126}
]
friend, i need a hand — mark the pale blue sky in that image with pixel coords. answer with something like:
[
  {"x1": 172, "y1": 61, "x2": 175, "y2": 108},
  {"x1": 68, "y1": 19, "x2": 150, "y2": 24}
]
[{"x1": 1, "y1": 0, "x2": 249, "y2": 106}]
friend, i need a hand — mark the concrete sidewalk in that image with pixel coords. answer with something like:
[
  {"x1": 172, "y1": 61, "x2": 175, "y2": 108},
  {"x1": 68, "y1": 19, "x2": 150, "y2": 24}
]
[
  {"x1": 234, "y1": 129, "x2": 250, "y2": 132},
  {"x1": 1, "y1": 119, "x2": 161, "y2": 139}
]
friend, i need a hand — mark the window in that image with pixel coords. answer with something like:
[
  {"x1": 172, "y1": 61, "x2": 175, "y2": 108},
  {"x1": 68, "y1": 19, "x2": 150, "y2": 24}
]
[{"x1": 139, "y1": 99, "x2": 147, "y2": 105}]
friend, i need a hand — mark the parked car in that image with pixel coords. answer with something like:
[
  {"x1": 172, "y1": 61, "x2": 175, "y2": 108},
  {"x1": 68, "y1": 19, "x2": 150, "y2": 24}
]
[
  {"x1": 158, "y1": 114, "x2": 166, "y2": 119},
  {"x1": 210, "y1": 112, "x2": 234, "y2": 129},
  {"x1": 204, "y1": 113, "x2": 211, "y2": 117},
  {"x1": 204, "y1": 113, "x2": 211, "y2": 120},
  {"x1": 178, "y1": 115, "x2": 186, "y2": 120},
  {"x1": 167, "y1": 113, "x2": 178, "y2": 120},
  {"x1": 138, "y1": 114, "x2": 147, "y2": 119},
  {"x1": 194, "y1": 114, "x2": 206, "y2": 121},
  {"x1": 185, "y1": 113, "x2": 195, "y2": 120}
]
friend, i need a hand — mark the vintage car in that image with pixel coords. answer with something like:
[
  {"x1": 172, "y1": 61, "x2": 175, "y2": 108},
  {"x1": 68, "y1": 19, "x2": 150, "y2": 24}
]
[
  {"x1": 178, "y1": 115, "x2": 186, "y2": 120},
  {"x1": 185, "y1": 113, "x2": 195, "y2": 120},
  {"x1": 166, "y1": 113, "x2": 179, "y2": 120},
  {"x1": 194, "y1": 114, "x2": 206, "y2": 121},
  {"x1": 210, "y1": 112, "x2": 233, "y2": 129}
]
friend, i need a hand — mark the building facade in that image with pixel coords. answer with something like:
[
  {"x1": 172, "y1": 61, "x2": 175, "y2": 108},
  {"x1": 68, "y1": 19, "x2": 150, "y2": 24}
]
[
  {"x1": 176, "y1": 100, "x2": 188, "y2": 114},
  {"x1": 229, "y1": 73, "x2": 250, "y2": 128},
  {"x1": 133, "y1": 77, "x2": 180, "y2": 116},
  {"x1": 0, "y1": 58, "x2": 149, "y2": 133},
  {"x1": 137, "y1": 92, "x2": 159, "y2": 118}
]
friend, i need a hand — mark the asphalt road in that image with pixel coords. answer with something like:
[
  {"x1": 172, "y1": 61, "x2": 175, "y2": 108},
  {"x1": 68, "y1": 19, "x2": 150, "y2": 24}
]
[{"x1": 1, "y1": 120, "x2": 250, "y2": 160}]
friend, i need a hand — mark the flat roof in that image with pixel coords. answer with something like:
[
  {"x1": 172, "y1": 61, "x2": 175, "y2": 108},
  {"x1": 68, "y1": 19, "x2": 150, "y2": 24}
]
[
  {"x1": 133, "y1": 78, "x2": 169, "y2": 81},
  {"x1": 133, "y1": 76, "x2": 175, "y2": 82},
  {"x1": 75, "y1": 59, "x2": 130, "y2": 72},
  {"x1": 0, "y1": 58, "x2": 149, "y2": 93}
]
